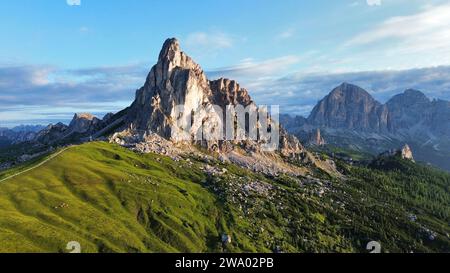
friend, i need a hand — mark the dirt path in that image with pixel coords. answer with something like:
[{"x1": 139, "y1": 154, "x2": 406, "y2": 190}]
[{"x1": 0, "y1": 146, "x2": 72, "y2": 183}]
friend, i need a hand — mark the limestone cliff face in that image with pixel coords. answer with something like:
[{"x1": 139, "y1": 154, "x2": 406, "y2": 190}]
[
  {"x1": 386, "y1": 89, "x2": 450, "y2": 138},
  {"x1": 210, "y1": 78, "x2": 253, "y2": 107},
  {"x1": 308, "y1": 128, "x2": 326, "y2": 146},
  {"x1": 400, "y1": 144, "x2": 414, "y2": 161},
  {"x1": 306, "y1": 84, "x2": 450, "y2": 138},
  {"x1": 379, "y1": 144, "x2": 415, "y2": 162},
  {"x1": 125, "y1": 38, "x2": 304, "y2": 155},
  {"x1": 68, "y1": 113, "x2": 102, "y2": 134},
  {"x1": 308, "y1": 83, "x2": 389, "y2": 132},
  {"x1": 127, "y1": 38, "x2": 215, "y2": 139}
]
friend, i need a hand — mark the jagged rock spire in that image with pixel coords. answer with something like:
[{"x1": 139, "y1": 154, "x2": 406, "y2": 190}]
[
  {"x1": 128, "y1": 38, "x2": 215, "y2": 138},
  {"x1": 125, "y1": 38, "x2": 304, "y2": 155},
  {"x1": 308, "y1": 128, "x2": 326, "y2": 146},
  {"x1": 158, "y1": 38, "x2": 180, "y2": 61},
  {"x1": 400, "y1": 144, "x2": 414, "y2": 161}
]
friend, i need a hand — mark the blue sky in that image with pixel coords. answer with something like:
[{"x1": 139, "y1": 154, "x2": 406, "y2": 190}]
[{"x1": 1, "y1": 0, "x2": 450, "y2": 127}]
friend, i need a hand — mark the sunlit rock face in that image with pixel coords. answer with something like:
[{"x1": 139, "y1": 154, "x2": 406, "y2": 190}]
[
  {"x1": 126, "y1": 38, "x2": 304, "y2": 154},
  {"x1": 308, "y1": 128, "x2": 326, "y2": 146},
  {"x1": 127, "y1": 38, "x2": 217, "y2": 140},
  {"x1": 400, "y1": 144, "x2": 414, "y2": 161},
  {"x1": 209, "y1": 78, "x2": 253, "y2": 108},
  {"x1": 68, "y1": 113, "x2": 101, "y2": 134}
]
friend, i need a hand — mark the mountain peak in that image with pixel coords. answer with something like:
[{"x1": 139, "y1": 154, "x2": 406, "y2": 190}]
[
  {"x1": 332, "y1": 82, "x2": 372, "y2": 97},
  {"x1": 72, "y1": 113, "x2": 97, "y2": 121},
  {"x1": 158, "y1": 38, "x2": 181, "y2": 61},
  {"x1": 69, "y1": 113, "x2": 101, "y2": 134},
  {"x1": 308, "y1": 83, "x2": 387, "y2": 131},
  {"x1": 403, "y1": 89, "x2": 429, "y2": 101},
  {"x1": 387, "y1": 88, "x2": 430, "y2": 106},
  {"x1": 339, "y1": 82, "x2": 352, "y2": 88}
]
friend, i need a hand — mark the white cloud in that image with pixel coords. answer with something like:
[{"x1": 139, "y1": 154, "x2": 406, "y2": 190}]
[
  {"x1": 207, "y1": 55, "x2": 302, "y2": 80},
  {"x1": 79, "y1": 26, "x2": 89, "y2": 33},
  {"x1": 67, "y1": 0, "x2": 81, "y2": 6},
  {"x1": 366, "y1": 0, "x2": 381, "y2": 6},
  {"x1": 278, "y1": 28, "x2": 295, "y2": 40},
  {"x1": 2, "y1": 62, "x2": 450, "y2": 124},
  {"x1": 0, "y1": 63, "x2": 145, "y2": 126},
  {"x1": 347, "y1": 4, "x2": 450, "y2": 46},
  {"x1": 185, "y1": 31, "x2": 233, "y2": 50}
]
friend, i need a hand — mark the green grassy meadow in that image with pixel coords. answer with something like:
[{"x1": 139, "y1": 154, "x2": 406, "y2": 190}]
[{"x1": 0, "y1": 141, "x2": 448, "y2": 253}]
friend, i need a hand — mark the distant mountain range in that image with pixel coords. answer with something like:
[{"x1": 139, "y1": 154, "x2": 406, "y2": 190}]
[
  {"x1": 281, "y1": 83, "x2": 450, "y2": 171},
  {"x1": 0, "y1": 125, "x2": 45, "y2": 147}
]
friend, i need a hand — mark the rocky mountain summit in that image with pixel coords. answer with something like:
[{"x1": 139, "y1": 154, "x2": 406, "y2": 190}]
[
  {"x1": 282, "y1": 83, "x2": 450, "y2": 171},
  {"x1": 106, "y1": 38, "x2": 326, "y2": 175},
  {"x1": 124, "y1": 38, "x2": 304, "y2": 156},
  {"x1": 15, "y1": 38, "x2": 324, "y2": 176},
  {"x1": 68, "y1": 113, "x2": 102, "y2": 134},
  {"x1": 308, "y1": 128, "x2": 326, "y2": 146},
  {"x1": 308, "y1": 83, "x2": 389, "y2": 132},
  {"x1": 306, "y1": 83, "x2": 450, "y2": 138},
  {"x1": 127, "y1": 38, "x2": 214, "y2": 139}
]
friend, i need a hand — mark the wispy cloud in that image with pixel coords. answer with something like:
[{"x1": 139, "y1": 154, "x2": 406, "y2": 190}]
[
  {"x1": 209, "y1": 62, "x2": 450, "y2": 117},
  {"x1": 2, "y1": 62, "x2": 450, "y2": 125},
  {"x1": 347, "y1": 3, "x2": 450, "y2": 47},
  {"x1": 366, "y1": 0, "x2": 381, "y2": 6},
  {"x1": 0, "y1": 63, "x2": 149, "y2": 126},
  {"x1": 277, "y1": 28, "x2": 296, "y2": 40},
  {"x1": 66, "y1": 0, "x2": 81, "y2": 6},
  {"x1": 185, "y1": 31, "x2": 234, "y2": 51},
  {"x1": 207, "y1": 55, "x2": 302, "y2": 81}
]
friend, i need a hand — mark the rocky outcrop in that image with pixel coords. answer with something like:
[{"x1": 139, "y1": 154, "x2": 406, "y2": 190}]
[
  {"x1": 35, "y1": 123, "x2": 69, "y2": 144},
  {"x1": 379, "y1": 144, "x2": 415, "y2": 162},
  {"x1": 125, "y1": 38, "x2": 303, "y2": 155},
  {"x1": 308, "y1": 128, "x2": 326, "y2": 146},
  {"x1": 210, "y1": 78, "x2": 253, "y2": 107},
  {"x1": 279, "y1": 128, "x2": 304, "y2": 157},
  {"x1": 400, "y1": 144, "x2": 414, "y2": 161},
  {"x1": 8, "y1": 38, "x2": 304, "y2": 164},
  {"x1": 34, "y1": 113, "x2": 103, "y2": 144},
  {"x1": 68, "y1": 113, "x2": 102, "y2": 135},
  {"x1": 281, "y1": 83, "x2": 450, "y2": 171},
  {"x1": 127, "y1": 38, "x2": 215, "y2": 140}
]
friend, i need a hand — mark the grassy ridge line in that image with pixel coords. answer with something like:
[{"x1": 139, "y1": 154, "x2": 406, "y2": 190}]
[{"x1": 0, "y1": 146, "x2": 72, "y2": 183}]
